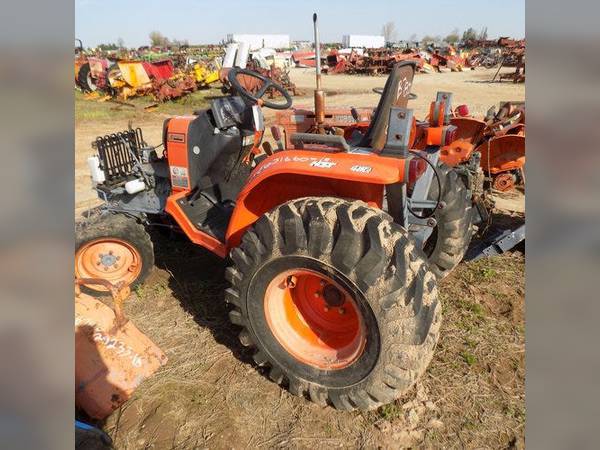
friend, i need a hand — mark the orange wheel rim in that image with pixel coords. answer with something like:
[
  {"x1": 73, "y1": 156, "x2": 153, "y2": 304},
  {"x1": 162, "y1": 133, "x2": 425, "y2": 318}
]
[
  {"x1": 75, "y1": 238, "x2": 142, "y2": 290},
  {"x1": 264, "y1": 269, "x2": 366, "y2": 370}
]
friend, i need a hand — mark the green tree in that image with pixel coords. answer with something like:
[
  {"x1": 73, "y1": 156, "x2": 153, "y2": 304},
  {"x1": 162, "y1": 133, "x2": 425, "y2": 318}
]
[
  {"x1": 97, "y1": 42, "x2": 118, "y2": 50},
  {"x1": 446, "y1": 28, "x2": 460, "y2": 44}
]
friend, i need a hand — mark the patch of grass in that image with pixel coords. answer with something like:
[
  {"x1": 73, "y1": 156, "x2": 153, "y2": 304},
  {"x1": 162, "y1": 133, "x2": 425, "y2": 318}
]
[
  {"x1": 460, "y1": 351, "x2": 477, "y2": 366},
  {"x1": 378, "y1": 402, "x2": 403, "y2": 421},
  {"x1": 153, "y1": 283, "x2": 168, "y2": 296},
  {"x1": 134, "y1": 284, "x2": 145, "y2": 298},
  {"x1": 503, "y1": 404, "x2": 525, "y2": 420},
  {"x1": 480, "y1": 267, "x2": 497, "y2": 279},
  {"x1": 464, "y1": 338, "x2": 477, "y2": 349},
  {"x1": 456, "y1": 298, "x2": 486, "y2": 319},
  {"x1": 462, "y1": 419, "x2": 478, "y2": 430},
  {"x1": 75, "y1": 87, "x2": 221, "y2": 123}
]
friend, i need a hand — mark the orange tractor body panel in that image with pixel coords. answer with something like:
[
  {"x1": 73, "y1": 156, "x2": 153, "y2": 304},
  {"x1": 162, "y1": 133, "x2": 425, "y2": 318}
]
[
  {"x1": 165, "y1": 191, "x2": 229, "y2": 258},
  {"x1": 165, "y1": 116, "x2": 195, "y2": 192},
  {"x1": 224, "y1": 150, "x2": 406, "y2": 247}
]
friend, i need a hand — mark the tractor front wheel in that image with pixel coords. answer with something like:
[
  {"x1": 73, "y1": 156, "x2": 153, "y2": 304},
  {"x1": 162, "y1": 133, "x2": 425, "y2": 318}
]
[
  {"x1": 225, "y1": 197, "x2": 441, "y2": 411},
  {"x1": 75, "y1": 213, "x2": 154, "y2": 296},
  {"x1": 423, "y1": 163, "x2": 475, "y2": 278}
]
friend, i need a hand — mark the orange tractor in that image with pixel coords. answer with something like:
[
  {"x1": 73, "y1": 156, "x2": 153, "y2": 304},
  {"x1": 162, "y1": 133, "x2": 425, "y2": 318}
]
[{"x1": 76, "y1": 15, "x2": 476, "y2": 411}]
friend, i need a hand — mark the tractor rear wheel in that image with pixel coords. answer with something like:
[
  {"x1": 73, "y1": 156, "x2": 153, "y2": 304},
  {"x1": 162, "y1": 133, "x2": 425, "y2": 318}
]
[
  {"x1": 423, "y1": 163, "x2": 474, "y2": 278},
  {"x1": 75, "y1": 213, "x2": 154, "y2": 296},
  {"x1": 225, "y1": 197, "x2": 441, "y2": 411}
]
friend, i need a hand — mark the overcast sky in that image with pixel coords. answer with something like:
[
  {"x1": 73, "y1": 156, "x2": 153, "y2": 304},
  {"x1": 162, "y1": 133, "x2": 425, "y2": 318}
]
[{"x1": 76, "y1": 0, "x2": 525, "y2": 47}]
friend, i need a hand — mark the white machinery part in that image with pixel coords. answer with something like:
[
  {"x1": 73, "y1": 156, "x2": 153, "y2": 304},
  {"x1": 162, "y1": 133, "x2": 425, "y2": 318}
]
[
  {"x1": 251, "y1": 53, "x2": 270, "y2": 70},
  {"x1": 223, "y1": 43, "x2": 239, "y2": 68},
  {"x1": 235, "y1": 41, "x2": 250, "y2": 68},
  {"x1": 124, "y1": 179, "x2": 146, "y2": 194},
  {"x1": 87, "y1": 156, "x2": 106, "y2": 184},
  {"x1": 227, "y1": 34, "x2": 290, "y2": 51},
  {"x1": 342, "y1": 35, "x2": 385, "y2": 49}
]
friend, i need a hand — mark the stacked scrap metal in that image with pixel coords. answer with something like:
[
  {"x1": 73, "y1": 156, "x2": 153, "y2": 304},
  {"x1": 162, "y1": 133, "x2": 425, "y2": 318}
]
[{"x1": 74, "y1": 45, "x2": 223, "y2": 101}]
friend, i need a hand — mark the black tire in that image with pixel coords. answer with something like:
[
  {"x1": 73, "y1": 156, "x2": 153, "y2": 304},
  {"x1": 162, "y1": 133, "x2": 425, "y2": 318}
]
[
  {"x1": 225, "y1": 197, "x2": 441, "y2": 411},
  {"x1": 75, "y1": 213, "x2": 154, "y2": 296},
  {"x1": 423, "y1": 163, "x2": 474, "y2": 278},
  {"x1": 77, "y1": 63, "x2": 97, "y2": 93}
]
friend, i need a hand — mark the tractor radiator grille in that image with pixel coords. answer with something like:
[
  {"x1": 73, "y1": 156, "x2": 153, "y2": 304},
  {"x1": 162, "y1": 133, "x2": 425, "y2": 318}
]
[{"x1": 94, "y1": 128, "x2": 145, "y2": 185}]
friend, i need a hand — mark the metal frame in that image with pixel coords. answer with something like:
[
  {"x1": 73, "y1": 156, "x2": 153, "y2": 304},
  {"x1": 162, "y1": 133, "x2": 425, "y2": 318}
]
[{"x1": 465, "y1": 224, "x2": 525, "y2": 261}]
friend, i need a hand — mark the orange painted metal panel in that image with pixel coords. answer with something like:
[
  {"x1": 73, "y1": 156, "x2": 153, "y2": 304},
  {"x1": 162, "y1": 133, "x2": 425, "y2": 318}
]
[
  {"x1": 165, "y1": 117, "x2": 195, "y2": 192},
  {"x1": 165, "y1": 190, "x2": 228, "y2": 257},
  {"x1": 224, "y1": 150, "x2": 405, "y2": 247},
  {"x1": 75, "y1": 290, "x2": 167, "y2": 419}
]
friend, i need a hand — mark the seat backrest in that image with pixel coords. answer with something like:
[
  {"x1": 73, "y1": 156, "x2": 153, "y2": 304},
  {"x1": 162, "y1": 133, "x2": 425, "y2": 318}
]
[{"x1": 358, "y1": 61, "x2": 417, "y2": 152}]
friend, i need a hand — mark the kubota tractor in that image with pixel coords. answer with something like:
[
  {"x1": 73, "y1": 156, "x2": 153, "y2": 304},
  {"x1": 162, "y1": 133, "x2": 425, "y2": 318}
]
[{"x1": 76, "y1": 17, "x2": 475, "y2": 412}]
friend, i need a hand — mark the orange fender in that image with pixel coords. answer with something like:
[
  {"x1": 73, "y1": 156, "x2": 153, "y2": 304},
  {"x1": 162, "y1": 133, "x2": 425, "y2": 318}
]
[
  {"x1": 225, "y1": 150, "x2": 406, "y2": 247},
  {"x1": 449, "y1": 117, "x2": 487, "y2": 143},
  {"x1": 478, "y1": 134, "x2": 526, "y2": 174}
]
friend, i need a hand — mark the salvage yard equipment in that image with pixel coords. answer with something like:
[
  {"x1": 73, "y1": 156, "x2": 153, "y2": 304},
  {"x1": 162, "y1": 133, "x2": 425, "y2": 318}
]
[{"x1": 76, "y1": 14, "x2": 480, "y2": 411}]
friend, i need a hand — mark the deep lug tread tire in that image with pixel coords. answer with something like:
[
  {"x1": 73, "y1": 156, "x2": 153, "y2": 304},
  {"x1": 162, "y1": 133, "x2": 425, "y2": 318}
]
[
  {"x1": 425, "y1": 163, "x2": 475, "y2": 278},
  {"x1": 225, "y1": 197, "x2": 441, "y2": 411}
]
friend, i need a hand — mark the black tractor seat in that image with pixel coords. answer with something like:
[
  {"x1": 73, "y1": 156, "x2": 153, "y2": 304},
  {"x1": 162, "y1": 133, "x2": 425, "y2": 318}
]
[{"x1": 290, "y1": 60, "x2": 418, "y2": 155}]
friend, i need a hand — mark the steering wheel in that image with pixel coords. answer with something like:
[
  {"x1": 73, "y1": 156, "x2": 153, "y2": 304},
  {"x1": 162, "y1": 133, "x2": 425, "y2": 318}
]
[
  {"x1": 227, "y1": 67, "x2": 292, "y2": 110},
  {"x1": 372, "y1": 87, "x2": 417, "y2": 100}
]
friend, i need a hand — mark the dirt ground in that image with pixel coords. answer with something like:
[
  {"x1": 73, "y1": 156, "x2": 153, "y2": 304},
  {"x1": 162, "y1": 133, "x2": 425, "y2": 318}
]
[{"x1": 75, "y1": 67, "x2": 525, "y2": 449}]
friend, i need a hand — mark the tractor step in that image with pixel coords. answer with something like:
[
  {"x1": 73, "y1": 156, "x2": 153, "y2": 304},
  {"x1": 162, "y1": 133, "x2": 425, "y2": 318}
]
[{"x1": 177, "y1": 192, "x2": 233, "y2": 242}]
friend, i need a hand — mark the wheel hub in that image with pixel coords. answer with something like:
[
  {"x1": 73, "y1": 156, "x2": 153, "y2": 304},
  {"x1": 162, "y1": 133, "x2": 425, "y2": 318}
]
[
  {"x1": 98, "y1": 252, "x2": 119, "y2": 268},
  {"x1": 75, "y1": 238, "x2": 141, "y2": 290},
  {"x1": 493, "y1": 173, "x2": 515, "y2": 192},
  {"x1": 264, "y1": 269, "x2": 366, "y2": 370},
  {"x1": 323, "y1": 284, "x2": 345, "y2": 307}
]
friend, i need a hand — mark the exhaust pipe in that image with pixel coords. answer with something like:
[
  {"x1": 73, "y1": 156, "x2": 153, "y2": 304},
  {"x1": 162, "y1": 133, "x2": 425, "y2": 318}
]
[{"x1": 313, "y1": 13, "x2": 325, "y2": 132}]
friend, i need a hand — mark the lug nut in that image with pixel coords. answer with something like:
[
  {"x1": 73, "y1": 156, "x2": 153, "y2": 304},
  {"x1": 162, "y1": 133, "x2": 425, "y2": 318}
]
[
  {"x1": 338, "y1": 307, "x2": 346, "y2": 315},
  {"x1": 324, "y1": 306, "x2": 329, "y2": 312},
  {"x1": 116, "y1": 256, "x2": 121, "y2": 261},
  {"x1": 108, "y1": 250, "x2": 114, "y2": 255}
]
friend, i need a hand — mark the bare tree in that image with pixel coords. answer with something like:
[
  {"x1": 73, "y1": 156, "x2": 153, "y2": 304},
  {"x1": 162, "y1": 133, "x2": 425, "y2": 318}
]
[
  {"x1": 381, "y1": 22, "x2": 397, "y2": 44},
  {"x1": 462, "y1": 27, "x2": 478, "y2": 42},
  {"x1": 478, "y1": 26, "x2": 488, "y2": 40},
  {"x1": 117, "y1": 37, "x2": 125, "y2": 49},
  {"x1": 149, "y1": 31, "x2": 169, "y2": 47}
]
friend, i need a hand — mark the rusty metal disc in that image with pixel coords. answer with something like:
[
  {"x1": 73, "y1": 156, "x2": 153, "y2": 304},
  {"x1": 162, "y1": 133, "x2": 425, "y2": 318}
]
[{"x1": 493, "y1": 173, "x2": 516, "y2": 192}]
